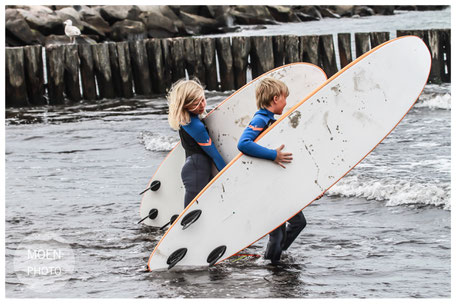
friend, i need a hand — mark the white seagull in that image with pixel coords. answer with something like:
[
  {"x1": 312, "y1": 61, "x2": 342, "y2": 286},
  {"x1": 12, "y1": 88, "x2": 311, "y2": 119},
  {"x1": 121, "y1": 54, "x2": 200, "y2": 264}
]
[{"x1": 63, "y1": 19, "x2": 81, "y2": 44}]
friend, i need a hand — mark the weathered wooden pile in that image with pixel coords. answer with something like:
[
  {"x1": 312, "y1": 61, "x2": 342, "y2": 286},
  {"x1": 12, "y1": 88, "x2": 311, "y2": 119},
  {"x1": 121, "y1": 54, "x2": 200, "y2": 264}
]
[{"x1": 5, "y1": 28, "x2": 450, "y2": 108}]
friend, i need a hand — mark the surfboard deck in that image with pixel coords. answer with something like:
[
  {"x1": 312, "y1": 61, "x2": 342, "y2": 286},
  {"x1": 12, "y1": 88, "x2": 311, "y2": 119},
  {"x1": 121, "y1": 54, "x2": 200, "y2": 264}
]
[
  {"x1": 147, "y1": 36, "x2": 431, "y2": 271},
  {"x1": 139, "y1": 63, "x2": 327, "y2": 227}
]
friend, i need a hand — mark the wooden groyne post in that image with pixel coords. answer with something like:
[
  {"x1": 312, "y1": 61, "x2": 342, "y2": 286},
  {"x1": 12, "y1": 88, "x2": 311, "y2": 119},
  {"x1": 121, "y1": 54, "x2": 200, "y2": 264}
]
[
  {"x1": 250, "y1": 36, "x2": 275, "y2": 79},
  {"x1": 78, "y1": 44, "x2": 97, "y2": 101},
  {"x1": 232, "y1": 36, "x2": 251, "y2": 89},
  {"x1": 201, "y1": 38, "x2": 218, "y2": 91},
  {"x1": 46, "y1": 45, "x2": 65, "y2": 105},
  {"x1": 337, "y1": 33, "x2": 352, "y2": 69},
  {"x1": 129, "y1": 40, "x2": 153, "y2": 96},
  {"x1": 146, "y1": 39, "x2": 165, "y2": 94},
  {"x1": 92, "y1": 43, "x2": 116, "y2": 99},
  {"x1": 216, "y1": 37, "x2": 235, "y2": 91},
  {"x1": 5, "y1": 47, "x2": 28, "y2": 107},
  {"x1": 64, "y1": 45, "x2": 82, "y2": 102},
  {"x1": 5, "y1": 29, "x2": 451, "y2": 108},
  {"x1": 23, "y1": 45, "x2": 46, "y2": 105}
]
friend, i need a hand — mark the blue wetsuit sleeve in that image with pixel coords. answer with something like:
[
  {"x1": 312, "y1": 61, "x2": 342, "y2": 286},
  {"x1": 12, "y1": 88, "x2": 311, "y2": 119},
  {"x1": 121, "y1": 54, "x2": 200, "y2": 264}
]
[
  {"x1": 237, "y1": 116, "x2": 277, "y2": 161},
  {"x1": 182, "y1": 117, "x2": 227, "y2": 171}
]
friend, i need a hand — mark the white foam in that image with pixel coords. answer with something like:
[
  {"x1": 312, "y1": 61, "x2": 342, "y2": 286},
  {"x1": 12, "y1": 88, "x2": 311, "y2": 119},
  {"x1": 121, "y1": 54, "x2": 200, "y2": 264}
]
[
  {"x1": 327, "y1": 175, "x2": 450, "y2": 210},
  {"x1": 139, "y1": 131, "x2": 179, "y2": 152},
  {"x1": 415, "y1": 93, "x2": 451, "y2": 110}
]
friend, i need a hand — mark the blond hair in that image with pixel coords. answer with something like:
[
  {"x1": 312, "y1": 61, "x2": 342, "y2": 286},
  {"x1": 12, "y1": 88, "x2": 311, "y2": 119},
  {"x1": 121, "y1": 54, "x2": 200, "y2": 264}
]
[
  {"x1": 255, "y1": 77, "x2": 289, "y2": 109},
  {"x1": 167, "y1": 78, "x2": 205, "y2": 130}
]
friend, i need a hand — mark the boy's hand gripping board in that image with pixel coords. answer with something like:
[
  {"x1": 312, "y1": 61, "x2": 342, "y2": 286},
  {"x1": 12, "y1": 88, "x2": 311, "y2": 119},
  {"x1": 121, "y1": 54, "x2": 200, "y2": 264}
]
[
  {"x1": 139, "y1": 64, "x2": 328, "y2": 227},
  {"x1": 147, "y1": 36, "x2": 431, "y2": 271}
]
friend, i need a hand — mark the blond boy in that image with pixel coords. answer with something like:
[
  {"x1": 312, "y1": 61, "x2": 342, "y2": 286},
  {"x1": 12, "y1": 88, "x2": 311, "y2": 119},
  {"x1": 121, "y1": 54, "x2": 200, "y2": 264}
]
[{"x1": 237, "y1": 77, "x2": 306, "y2": 264}]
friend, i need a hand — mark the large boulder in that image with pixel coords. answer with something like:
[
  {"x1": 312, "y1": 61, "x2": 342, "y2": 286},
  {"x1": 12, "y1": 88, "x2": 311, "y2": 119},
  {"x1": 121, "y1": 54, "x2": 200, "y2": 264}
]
[
  {"x1": 55, "y1": 6, "x2": 81, "y2": 21},
  {"x1": 79, "y1": 6, "x2": 111, "y2": 37},
  {"x1": 138, "y1": 5, "x2": 186, "y2": 34},
  {"x1": 110, "y1": 19, "x2": 147, "y2": 41},
  {"x1": 6, "y1": 17, "x2": 44, "y2": 46},
  {"x1": 5, "y1": 7, "x2": 21, "y2": 21},
  {"x1": 179, "y1": 11, "x2": 219, "y2": 35},
  {"x1": 78, "y1": 5, "x2": 103, "y2": 19},
  {"x1": 149, "y1": 6, "x2": 182, "y2": 23},
  {"x1": 294, "y1": 6, "x2": 322, "y2": 20},
  {"x1": 80, "y1": 22, "x2": 107, "y2": 39},
  {"x1": 369, "y1": 6, "x2": 395, "y2": 15},
  {"x1": 321, "y1": 7, "x2": 341, "y2": 18},
  {"x1": 206, "y1": 6, "x2": 235, "y2": 27},
  {"x1": 267, "y1": 6, "x2": 301, "y2": 22},
  {"x1": 328, "y1": 5, "x2": 355, "y2": 17},
  {"x1": 53, "y1": 5, "x2": 72, "y2": 10},
  {"x1": 231, "y1": 6, "x2": 278, "y2": 25},
  {"x1": 140, "y1": 9, "x2": 178, "y2": 38},
  {"x1": 99, "y1": 5, "x2": 133, "y2": 25},
  {"x1": 176, "y1": 5, "x2": 203, "y2": 16},
  {"x1": 81, "y1": 16, "x2": 110, "y2": 38},
  {"x1": 353, "y1": 6, "x2": 375, "y2": 16},
  {"x1": 16, "y1": 6, "x2": 63, "y2": 35},
  {"x1": 139, "y1": 7, "x2": 178, "y2": 33},
  {"x1": 126, "y1": 5, "x2": 143, "y2": 21},
  {"x1": 161, "y1": 6, "x2": 186, "y2": 34}
]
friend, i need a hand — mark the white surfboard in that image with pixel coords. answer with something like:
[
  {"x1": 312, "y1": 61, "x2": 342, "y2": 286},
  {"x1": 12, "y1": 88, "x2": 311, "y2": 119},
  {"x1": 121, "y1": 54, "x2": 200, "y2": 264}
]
[
  {"x1": 139, "y1": 63, "x2": 327, "y2": 227},
  {"x1": 147, "y1": 36, "x2": 431, "y2": 271}
]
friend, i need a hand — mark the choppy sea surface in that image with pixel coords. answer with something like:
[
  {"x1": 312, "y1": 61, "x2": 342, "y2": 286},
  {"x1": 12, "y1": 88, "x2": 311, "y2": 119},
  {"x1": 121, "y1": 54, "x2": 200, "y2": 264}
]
[{"x1": 5, "y1": 8, "x2": 451, "y2": 298}]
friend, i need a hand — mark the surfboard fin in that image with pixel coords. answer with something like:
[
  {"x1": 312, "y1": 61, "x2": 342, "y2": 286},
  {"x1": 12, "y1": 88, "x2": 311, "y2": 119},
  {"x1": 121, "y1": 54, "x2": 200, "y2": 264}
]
[
  {"x1": 207, "y1": 245, "x2": 227, "y2": 267},
  {"x1": 160, "y1": 214, "x2": 179, "y2": 230},
  {"x1": 181, "y1": 210, "x2": 202, "y2": 230},
  {"x1": 137, "y1": 208, "x2": 158, "y2": 224},
  {"x1": 167, "y1": 248, "x2": 187, "y2": 270},
  {"x1": 139, "y1": 180, "x2": 161, "y2": 195}
]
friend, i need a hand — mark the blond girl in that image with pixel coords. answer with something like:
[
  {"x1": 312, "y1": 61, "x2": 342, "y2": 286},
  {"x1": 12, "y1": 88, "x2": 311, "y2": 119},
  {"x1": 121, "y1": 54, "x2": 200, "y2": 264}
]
[{"x1": 167, "y1": 79, "x2": 226, "y2": 207}]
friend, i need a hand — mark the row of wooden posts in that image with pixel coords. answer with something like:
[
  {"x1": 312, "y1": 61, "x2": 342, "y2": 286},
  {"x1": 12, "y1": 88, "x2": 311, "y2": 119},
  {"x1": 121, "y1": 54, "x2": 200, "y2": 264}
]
[{"x1": 5, "y1": 28, "x2": 450, "y2": 108}]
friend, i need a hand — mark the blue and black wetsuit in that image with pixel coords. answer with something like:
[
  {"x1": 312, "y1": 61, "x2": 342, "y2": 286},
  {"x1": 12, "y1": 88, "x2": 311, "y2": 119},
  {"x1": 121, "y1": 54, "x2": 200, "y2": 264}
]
[
  {"x1": 238, "y1": 108, "x2": 306, "y2": 264},
  {"x1": 238, "y1": 108, "x2": 277, "y2": 160},
  {"x1": 180, "y1": 113, "x2": 226, "y2": 208}
]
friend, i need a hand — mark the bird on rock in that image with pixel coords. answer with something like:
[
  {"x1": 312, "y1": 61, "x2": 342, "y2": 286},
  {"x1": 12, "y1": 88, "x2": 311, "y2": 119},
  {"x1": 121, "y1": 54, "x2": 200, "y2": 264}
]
[{"x1": 63, "y1": 19, "x2": 81, "y2": 44}]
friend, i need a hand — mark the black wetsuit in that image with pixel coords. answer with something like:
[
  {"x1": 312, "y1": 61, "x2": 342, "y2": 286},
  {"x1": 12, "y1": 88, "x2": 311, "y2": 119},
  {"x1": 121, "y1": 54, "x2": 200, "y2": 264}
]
[{"x1": 179, "y1": 114, "x2": 226, "y2": 208}]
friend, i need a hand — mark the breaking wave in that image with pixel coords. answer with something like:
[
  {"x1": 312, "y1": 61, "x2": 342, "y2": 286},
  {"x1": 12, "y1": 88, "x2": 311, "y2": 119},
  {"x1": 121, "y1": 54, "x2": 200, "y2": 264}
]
[
  {"x1": 327, "y1": 175, "x2": 450, "y2": 210},
  {"x1": 415, "y1": 84, "x2": 451, "y2": 110}
]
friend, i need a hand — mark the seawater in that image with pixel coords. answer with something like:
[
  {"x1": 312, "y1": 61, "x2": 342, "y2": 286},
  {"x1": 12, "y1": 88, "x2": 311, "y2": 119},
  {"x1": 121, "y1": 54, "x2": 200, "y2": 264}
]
[{"x1": 5, "y1": 8, "x2": 451, "y2": 298}]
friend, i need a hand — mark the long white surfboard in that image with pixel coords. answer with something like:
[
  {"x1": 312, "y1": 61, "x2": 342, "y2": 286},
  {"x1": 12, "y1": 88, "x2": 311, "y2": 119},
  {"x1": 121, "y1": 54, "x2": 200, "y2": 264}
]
[
  {"x1": 147, "y1": 36, "x2": 431, "y2": 271},
  {"x1": 139, "y1": 63, "x2": 327, "y2": 227}
]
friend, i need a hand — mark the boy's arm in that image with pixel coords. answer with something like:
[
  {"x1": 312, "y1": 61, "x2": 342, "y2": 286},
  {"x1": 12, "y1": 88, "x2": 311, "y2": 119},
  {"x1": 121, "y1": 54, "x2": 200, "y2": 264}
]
[
  {"x1": 237, "y1": 118, "x2": 277, "y2": 161},
  {"x1": 182, "y1": 118, "x2": 227, "y2": 171}
]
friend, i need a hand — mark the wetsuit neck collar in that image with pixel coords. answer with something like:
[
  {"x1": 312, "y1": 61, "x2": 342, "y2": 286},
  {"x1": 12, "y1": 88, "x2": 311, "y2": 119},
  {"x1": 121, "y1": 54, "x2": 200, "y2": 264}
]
[{"x1": 258, "y1": 108, "x2": 275, "y2": 120}]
